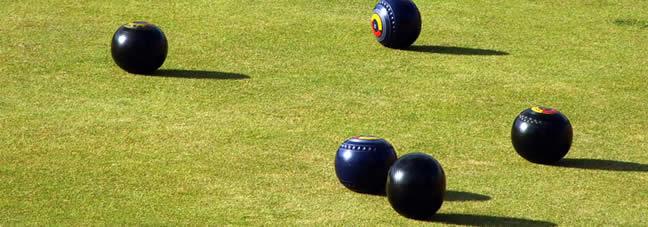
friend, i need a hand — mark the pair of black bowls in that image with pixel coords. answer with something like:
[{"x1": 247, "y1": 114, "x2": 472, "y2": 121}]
[
  {"x1": 334, "y1": 136, "x2": 445, "y2": 220},
  {"x1": 335, "y1": 107, "x2": 573, "y2": 219}
]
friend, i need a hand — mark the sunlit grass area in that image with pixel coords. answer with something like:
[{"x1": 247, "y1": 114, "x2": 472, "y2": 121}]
[{"x1": 1, "y1": 0, "x2": 647, "y2": 225}]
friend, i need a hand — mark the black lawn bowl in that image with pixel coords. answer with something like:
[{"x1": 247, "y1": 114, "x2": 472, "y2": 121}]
[
  {"x1": 512, "y1": 107, "x2": 573, "y2": 164},
  {"x1": 335, "y1": 136, "x2": 398, "y2": 194},
  {"x1": 371, "y1": 0, "x2": 422, "y2": 49},
  {"x1": 111, "y1": 21, "x2": 168, "y2": 74},
  {"x1": 386, "y1": 152, "x2": 446, "y2": 219}
]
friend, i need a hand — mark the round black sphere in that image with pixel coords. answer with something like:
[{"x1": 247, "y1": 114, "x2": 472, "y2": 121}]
[
  {"x1": 371, "y1": 0, "x2": 422, "y2": 49},
  {"x1": 335, "y1": 136, "x2": 397, "y2": 194},
  {"x1": 111, "y1": 21, "x2": 168, "y2": 74},
  {"x1": 386, "y1": 152, "x2": 445, "y2": 219},
  {"x1": 511, "y1": 107, "x2": 573, "y2": 164}
]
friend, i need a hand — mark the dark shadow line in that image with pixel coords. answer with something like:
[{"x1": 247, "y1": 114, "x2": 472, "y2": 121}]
[
  {"x1": 445, "y1": 190, "x2": 491, "y2": 202},
  {"x1": 425, "y1": 213, "x2": 557, "y2": 226},
  {"x1": 406, "y1": 45, "x2": 509, "y2": 56},
  {"x1": 358, "y1": 190, "x2": 492, "y2": 201},
  {"x1": 350, "y1": 190, "x2": 386, "y2": 197},
  {"x1": 151, "y1": 69, "x2": 250, "y2": 80},
  {"x1": 613, "y1": 18, "x2": 648, "y2": 29},
  {"x1": 555, "y1": 158, "x2": 648, "y2": 172},
  {"x1": 426, "y1": 213, "x2": 557, "y2": 226}
]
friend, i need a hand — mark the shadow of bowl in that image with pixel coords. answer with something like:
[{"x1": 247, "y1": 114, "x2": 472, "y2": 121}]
[
  {"x1": 407, "y1": 45, "x2": 509, "y2": 56},
  {"x1": 151, "y1": 69, "x2": 250, "y2": 80},
  {"x1": 445, "y1": 190, "x2": 491, "y2": 202},
  {"x1": 556, "y1": 158, "x2": 648, "y2": 172},
  {"x1": 426, "y1": 213, "x2": 557, "y2": 226}
]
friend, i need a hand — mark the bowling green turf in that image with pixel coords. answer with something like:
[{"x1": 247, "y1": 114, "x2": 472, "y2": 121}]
[{"x1": 1, "y1": 0, "x2": 646, "y2": 225}]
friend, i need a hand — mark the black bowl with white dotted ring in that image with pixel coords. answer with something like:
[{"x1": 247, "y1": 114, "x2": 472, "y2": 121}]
[
  {"x1": 334, "y1": 136, "x2": 398, "y2": 194},
  {"x1": 511, "y1": 107, "x2": 573, "y2": 164},
  {"x1": 371, "y1": 0, "x2": 422, "y2": 49}
]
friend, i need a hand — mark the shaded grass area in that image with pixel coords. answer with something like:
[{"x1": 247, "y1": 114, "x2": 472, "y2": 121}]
[
  {"x1": 406, "y1": 45, "x2": 509, "y2": 55},
  {"x1": 0, "y1": 0, "x2": 647, "y2": 225},
  {"x1": 557, "y1": 158, "x2": 648, "y2": 172},
  {"x1": 444, "y1": 191, "x2": 491, "y2": 202},
  {"x1": 614, "y1": 18, "x2": 648, "y2": 29},
  {"x1": 152, "y1": 69, "x2": 250, "y2": 80},
  {"x1": 429, "y1": 213, "x2": 557, "y2": 226}
]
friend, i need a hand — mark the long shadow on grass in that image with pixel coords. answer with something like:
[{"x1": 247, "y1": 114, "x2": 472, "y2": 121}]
[
  {"x1": 613, "y1": 18, "x2": 648, "y2": 29},
  {"x1": 445, "y1": 190, "x2": 491, "y2": 202},
  {"x1": 361, "y1": 190, "x2": 491, "y2": 202},
  {"x1": 152, "y1": 69, "x2": 250, "y2": 80},
  {"x1": 556, "y1": 158, "x2": 648, "y2": 172},
  {"x1": 426, "y1": 213, "x2": 556, "y2": 226},
  {"x1": 407, "y1": 45, "x2": 509, "y2": 56}
]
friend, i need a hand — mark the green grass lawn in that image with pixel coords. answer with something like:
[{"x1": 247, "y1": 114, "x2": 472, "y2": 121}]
[{"x1": 1, "y1": 0, "x2": 647, "y2": 225}]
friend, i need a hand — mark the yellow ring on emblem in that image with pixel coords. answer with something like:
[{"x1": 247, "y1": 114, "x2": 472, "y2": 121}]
[
  {"x1": 371, "y1": 14, "x2": 383, "y2": 31},
  {"x1": 531, "y1": 107, "x2": 544, "y2": 113}
]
